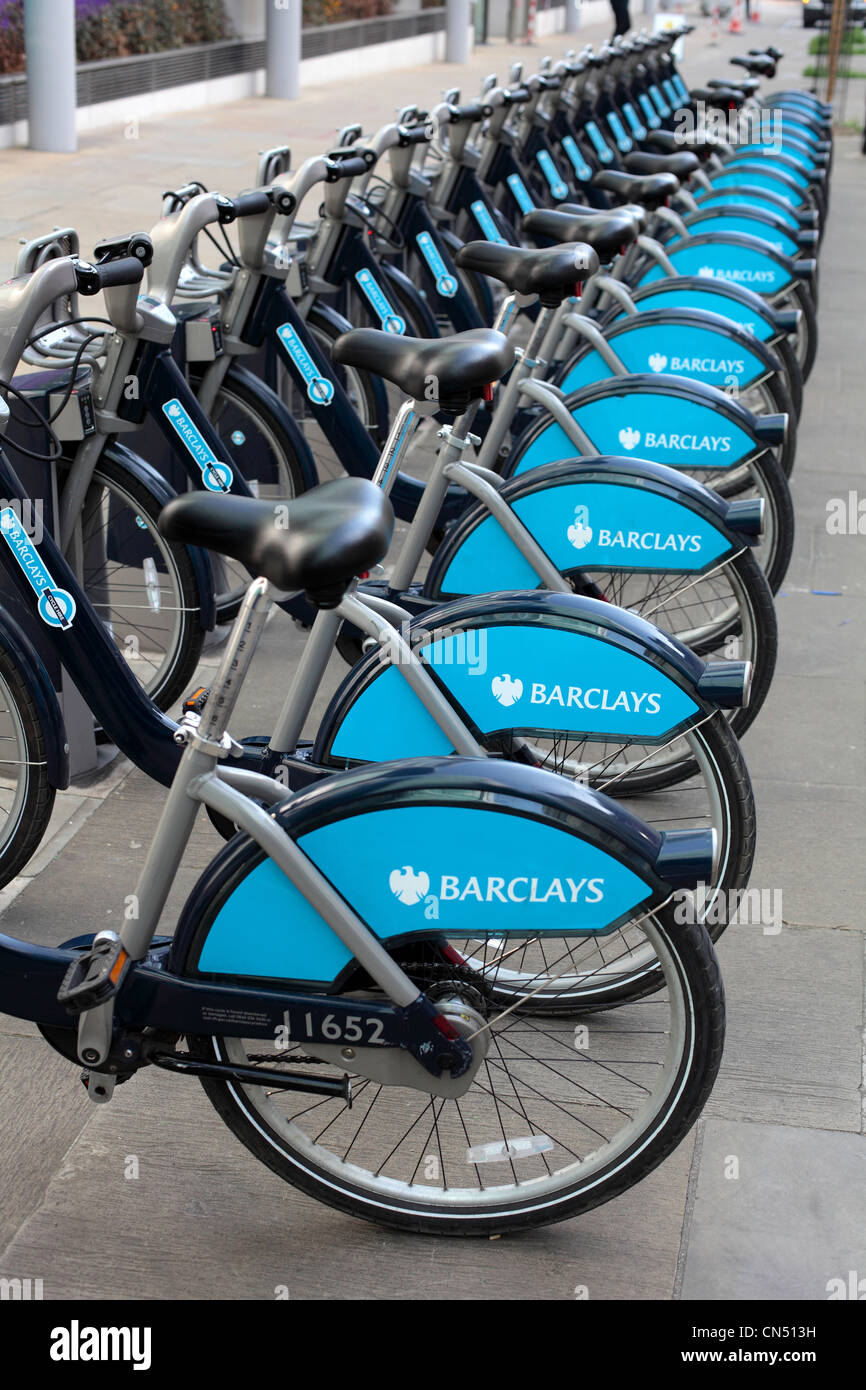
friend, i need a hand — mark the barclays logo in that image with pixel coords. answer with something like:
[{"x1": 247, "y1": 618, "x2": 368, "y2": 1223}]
[
  {"x1": 491, "y1": 673, "x2": 524, "y2": 707},
  {"x1": 389, "y1": 866, "x2": 606, "y2": 907},
  {"x1": 648, "y1": 353, "x2": 668, "y2": 372},
  {"x1": 619, "y1": 426, "x2": 641, "y2": 450},
  {"x1": 567, "y1": 504, "x2": 593, "y2": 550},
  {"x1": 389, "y1": 865, "x2": 430, "y2": 906}
]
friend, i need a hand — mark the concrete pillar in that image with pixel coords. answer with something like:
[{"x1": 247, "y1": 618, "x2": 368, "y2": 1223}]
[
  {"x1": 24, "y1": 0, "x2": 76, "y2": 153},
  {"x1": 564, "y1": 0, "x2": 580, "y2": 31},
  {"x1": 446, "y1": 0, "x2": 471, "y2": 64},
  {"x1": 266, "y1": 0, "x2": 301, "y2": 100}
]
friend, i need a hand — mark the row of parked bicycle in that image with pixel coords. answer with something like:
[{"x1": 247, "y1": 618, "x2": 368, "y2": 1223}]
[{"x1": 0, "y1": 28, "x2": 830, "y2": 1234}]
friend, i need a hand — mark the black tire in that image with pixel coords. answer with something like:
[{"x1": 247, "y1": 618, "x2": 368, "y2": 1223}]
[
  {"x1": 60, "y1": 452, "x2": 205, "y2": 713},
  {"x1": 712, "y1": 450, "x2": 794, "y2": 595},
  {"x1": 0, "y1": 640, "x2": 56, "y2": 889},
  {"x1": 787, "y1": 277, "x2": 819, "y2": 381},
  {"x1": 186, "y1": 904, "x2": 724, "y2": 1235}
]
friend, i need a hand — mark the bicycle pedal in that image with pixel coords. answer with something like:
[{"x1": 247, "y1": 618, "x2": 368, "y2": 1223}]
[
  {"x1": 57, "y1": 935, "x2": 130, "y2": 1014},
  {"x1": 182, "y1": 685, "x2": 210, "y2": 715}
]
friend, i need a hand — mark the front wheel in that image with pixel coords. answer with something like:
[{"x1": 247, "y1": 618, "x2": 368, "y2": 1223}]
[
  {"x1": 188, "y1": 905, "x2": 724, "y2": 1235},
  {"x1": 0, "y1": 639, "x2": 56, "y2": 888},
  {"x1": 60, "y1": 452, "x2": 205, "y2": 712},
  {"x1": 196, "y1": 369, "x2": 309, "y2": 624}
]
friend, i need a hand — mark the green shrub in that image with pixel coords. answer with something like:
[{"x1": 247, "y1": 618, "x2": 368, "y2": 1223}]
[
  {"x1": 0, "y1": 0, "x2": 234, "y2": 74},
  {"x1": 302, "y1": 0, "x2": 392, "y2": 24},
  {"x1": 808, "y1": 30, "x2": 866, "y2": 53}
]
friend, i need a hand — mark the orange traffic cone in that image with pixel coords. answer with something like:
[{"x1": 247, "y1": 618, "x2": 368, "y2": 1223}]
[
  {"x1": 750, "y1": 2, "x2": 760, "y2": 20},
  {"x1": 729, "y1": 0, "x2": 742, "y2": 33},
  {"x1": 710, "y1": 2, "x2": 720, "y2": 44}
]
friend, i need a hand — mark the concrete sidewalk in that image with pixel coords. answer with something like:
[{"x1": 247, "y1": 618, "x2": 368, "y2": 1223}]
[{"x1": 0, "y1": 4, "x2": 864, "y2": 1301}]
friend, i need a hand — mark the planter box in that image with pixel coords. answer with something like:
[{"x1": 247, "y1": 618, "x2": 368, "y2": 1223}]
[{"x1": 0, "y1": 12, "x2": 448, "y2": 139}]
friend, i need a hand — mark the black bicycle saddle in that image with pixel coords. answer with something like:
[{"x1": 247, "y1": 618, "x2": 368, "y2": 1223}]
[
  {"x1": 625, "y1": 150, "x2": 700, "y2": 180},
  {"x1": 592, "y1": 169, "x2": 680, "y2": 210},
  {"x1": 522, "y1": 206, "x2": 638, "y2": 260},
  {"x1": 332, "y1": 327, "x2": 514, "y2": 412},
  {"x1": 454, "y1": 241, "x2": 600, "y2": 304},
  {"x1": 159, "y1": 478, "x2": 394, "y2": 607}
]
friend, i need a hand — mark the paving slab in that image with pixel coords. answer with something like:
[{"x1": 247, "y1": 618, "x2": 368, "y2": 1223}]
[
  {"x1": 0, "y1": 1066, "x2": 695, "y2": 1301},
  {"x1": 680, "y1": 1118, "x2": 866, "y2": 1300},
  {"x1": 707, "y1": 923, "x2": 863, "y2": 1132}
]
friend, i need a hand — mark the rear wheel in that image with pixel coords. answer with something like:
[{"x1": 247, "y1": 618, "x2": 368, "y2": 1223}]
[
  {"x1": 188, "y1": 904, "x2": 724, "y2": 1235},
  {"x1": 572, "y1": 549, "x2": 777, "y2": 740}
]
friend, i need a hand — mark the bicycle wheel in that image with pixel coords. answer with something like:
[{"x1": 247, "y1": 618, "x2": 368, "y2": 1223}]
[
  {"x1": 275, "y1": 313, "x2": 384, "y2": 487},
  {"x1": 0, "y1": 638, "x2": 55, "y2": 889},
  {"x1": 199, "y1": 369, "x2": 308, "y2": 623},
  {"x1": 188, "y1": 903, "x2": 724, "y2": 1235},
  {"x1": 571, "y1": 548, "x2": 777, "y2": 741},
  {"x1": 61, "y1": 453, "x2": 204, "y2": 712}
]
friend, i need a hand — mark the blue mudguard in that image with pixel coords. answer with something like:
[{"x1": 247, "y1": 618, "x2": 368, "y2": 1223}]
[
  {"x1": 423, "y1": 454, "x2": 761, "y2": 601},
  {"x1": 701, "y1": 166, "x2": 811, "y2": 210},
  {"x1": 673, "y1": 209, "x2": 810, "y2": 260},
  {"x1": 635, "y1": 231, "x2": 815, "y2": 299},
  {"x1": 601, "y1": 275, "x2": 797, "y2": 346},
  {"x1": 313, "y1": 590, "x2": 748, "y2": 771},
  {"x1": 168, "y1": 755, "x2": 715, "y2": 989},
  {"x1": 506, "y1": 373, "x2": 785, "y2": 477},
  {"x1": 555, "y1": 307, "x2": 784, "y2": 396}
]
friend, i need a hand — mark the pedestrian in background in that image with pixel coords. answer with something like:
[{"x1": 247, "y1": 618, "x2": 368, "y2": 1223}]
[{"x1": 611, "y1": 0, "x2": 631, "y2": 37}]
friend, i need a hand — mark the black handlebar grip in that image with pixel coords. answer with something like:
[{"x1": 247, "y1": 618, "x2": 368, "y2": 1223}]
[
  {"x1": 75, "y1": 256, "x2": 145, "y2": 295},
  {"x1": 449, "y1": 101, "x2": 490, "y2": 123},
  {"x1": 324, "y1": 153, "x2": 373, "y2": 182},
  {"x1": 232, "y1": 190, "x2": 274, "y2": 219},
  {"x1": 397, "y1": 124, "x2": 433, "y2": 147},
  {"x1": 503, "y1": 87, "x2": 530, "y2": 106}
]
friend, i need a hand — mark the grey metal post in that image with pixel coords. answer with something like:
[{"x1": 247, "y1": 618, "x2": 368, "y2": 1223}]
[
  {"x1": 564, "y1": 0, "x2": 580, "y2": 32},
  {"x1": 266, "y1": 0, "x2": 301, "y2": 100},
  {"x1": 24, "y1": 0, "x2": 76, "y2": 153},
  {"x1": 446, "y1": 0, "x2": 471, "y2": 64}
]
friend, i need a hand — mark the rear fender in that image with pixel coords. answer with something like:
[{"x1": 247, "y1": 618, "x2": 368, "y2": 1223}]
[
  {"x1": 314, "y1": 590, "x2": 747, "y2": 769},
  {"x1": 507, "y1": 372, "x2": 783, "y2": 477},
  {"x1": 557, "y1": 305, "x2": 782, "y2": 395},
  {"x1": 636, "y1": 230, "x2": 810, "y2": 299},
  {"x1": 168, "y1": 754, "x2": 715, "y2": 988},
  {"x1": 424, "y1": 453, "x2": 760, "y2": 600},
  {"x1": 602, "y1": 275, "x2": 783, "y2": 343}
]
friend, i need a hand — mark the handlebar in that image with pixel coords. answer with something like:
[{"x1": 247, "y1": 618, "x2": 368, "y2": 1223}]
[
  {"x1": 501, "y1": 86, "x2": 530, "y2": 106},
  {"x1": 75, "y1": 255, "x2": 146, "y2": 295},
  {"x1": 445, "y1": 100, "x2": 491, "y2": 124},
  {"x1": 322, "y1": 147, "x2": 377, "y2": 180}
]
